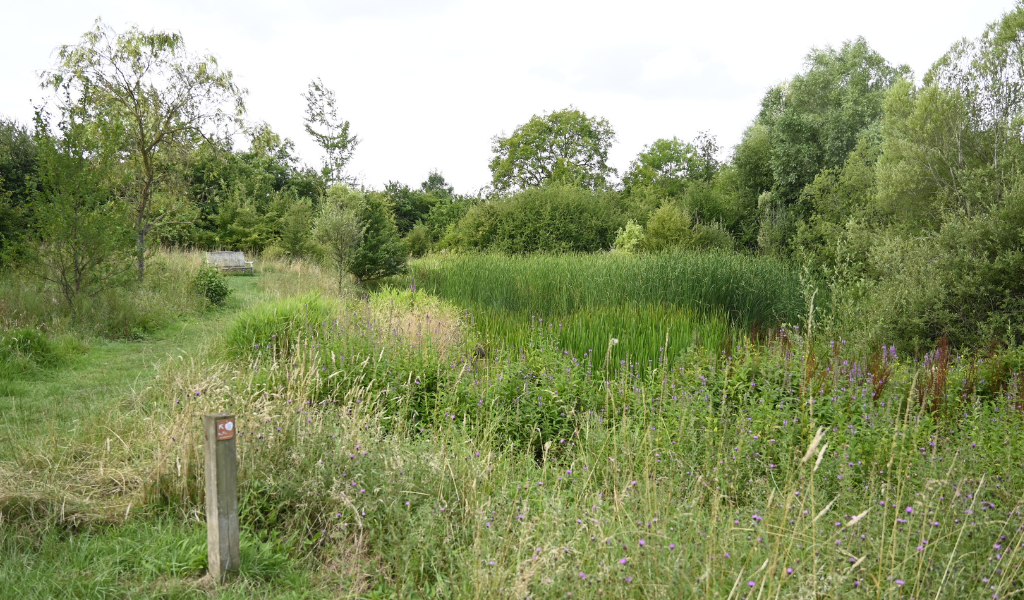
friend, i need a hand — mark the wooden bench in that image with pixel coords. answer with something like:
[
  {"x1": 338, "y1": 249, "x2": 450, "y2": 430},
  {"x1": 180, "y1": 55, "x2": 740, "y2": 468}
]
[{"x1": 206, "y1": 251, "x2": 254, "y2": 275}]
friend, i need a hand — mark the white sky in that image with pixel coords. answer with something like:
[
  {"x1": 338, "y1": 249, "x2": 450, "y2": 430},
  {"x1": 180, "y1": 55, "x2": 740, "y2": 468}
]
[{"x1": 2, "y1": 0, "x2": 1016, "y2": 193}]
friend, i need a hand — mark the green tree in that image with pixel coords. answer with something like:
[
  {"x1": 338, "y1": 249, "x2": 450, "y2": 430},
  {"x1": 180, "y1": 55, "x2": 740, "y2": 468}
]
[
  {"x1": 0, "y1": 118, "x2": 39, "y2": 265},
  {"x1": 303, "y1": 77, "x2": 358, "y2": 186},
  {"x1": 313, "y1": 186, "x2": 363, "y2": 290},
  {"x1": 489, "y1": 107, "x2": 616, "y2": 192},
  {"x1": 405, "y1": 223, "x2": 431, "y2": 258},
  {"x1": 346, "y1": 192, "x2": 406, "y2": 283},
  {"x1": 732, "y1": 38, "x2": 907, "y2": 252},
  {"x1": 451, "y1": 185, "x2": 626, "y2": 253},
  {"x1": 29, "y1": 128, "x2": 133, "y2": 318},
  {"x1": 928, "y1": 3, "x2": 1024, "y2": 182},
  {"x1": 277, "y1": 197, "x2": 316, "y2": 258},
  {"x1": 874, "y1": 80, "x2": 982, "y2": 230},
  {"x1": 184, "y1": 124, "x2": 321, "y2": 249},
  {"x1": 420, "y1": 169, "x2": 454, "y2": 197},
  {"x1": 42, "y1": 19, "x2": 246, "y2": 280},
  {"x1": 385, "y1": 181, "x2": 437, "y2": 235},
  {"x1": 623, "y1": 133, "x2": 720, "y2": 196}
]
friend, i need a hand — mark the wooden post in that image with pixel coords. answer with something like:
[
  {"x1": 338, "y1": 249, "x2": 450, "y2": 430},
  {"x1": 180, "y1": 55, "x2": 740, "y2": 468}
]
[{"x1": 203, "y1": 413, "x2": 240, "y2": 583}]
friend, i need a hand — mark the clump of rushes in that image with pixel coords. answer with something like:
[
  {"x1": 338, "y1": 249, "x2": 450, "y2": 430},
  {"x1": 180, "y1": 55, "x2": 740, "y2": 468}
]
[
  {"x1": 392, "y1": 250, "x2": 805, "y2": 366},
  {"x1": 136, "y1": 288, "x2": 1024, "y2": 599}
]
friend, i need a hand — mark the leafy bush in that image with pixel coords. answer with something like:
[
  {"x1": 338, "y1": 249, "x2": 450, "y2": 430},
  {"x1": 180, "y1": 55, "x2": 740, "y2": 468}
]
[
  {"x1": 690, "y1": 219, "x2": 736, "y2": 251},
  {"x1": 405, "y1": 223, "x2": 431, "y2": 258},
  {"x1": 853, "y1": 192, "x2": 1024, "y2": 348},
  {"x1": 612, "y1": 219, "x2": 644, "y2": 253},
  {"x1": 191, "y1": 264, "x2": 232, "y2": 307},
  {"x1": 452, "y1": 184, "x2": 627, "y2": 253},
  {"x1": 643, "y1": 203, "x2": 690, "y2": 251}
]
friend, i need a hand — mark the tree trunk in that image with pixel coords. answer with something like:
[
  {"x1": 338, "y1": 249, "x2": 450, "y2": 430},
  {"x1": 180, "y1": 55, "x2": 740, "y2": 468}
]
[{"x1": 137, "y1": 229, "x2": 146, "y2": 281}]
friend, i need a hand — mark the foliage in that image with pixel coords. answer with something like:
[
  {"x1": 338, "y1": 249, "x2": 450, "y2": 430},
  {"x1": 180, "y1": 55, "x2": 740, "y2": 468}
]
[
  {"x1": 612, "y1": 219, "x2": 645, "y2": 253},
  {"x1": 405, "y1": 223, "x2": 431, "y2": 258},
  {"x1": 313, "y1": 185, "x2": 363, "y2": 290},
  {"x1": 302, "y1": 77, "x2": 358, "y2": 186},
  {"x1": 424, "y1": 194, "x2": 478, "y2": 244},
  {"x1": 622, "y1": 132, "x2": 720, "y2": 195},
  {"x1": 183, "y1": 124, "x2": 322, "y2": 249},
  {"x1": 41, "y1": 19, "x2": 246, "y2": 280},
  {"x1": 643, "y1": 203, "x2": 691, "y2": 252},
  {"x1": 190, "y1": 263, "x2": 232, "y2": 307},
  {"x1": 0, "y1": 118, "x2": 38, "y2": 265},
  {"x1": 419, "y1": 169, "x2": 454, "y2": 197},
  {"x1": 451, "y1": 184, "x2": 626, "y2": 253},
  {"x1": 346, "y1": 191, "x2": 407, "y2": 283},
  {"x1": 731, "y1": 38, "x2": 908, "y2": 254},
  {"x1": 385, "y1": 180, "x2": 437, "y2": 235},
  {"x1": 26, "y1": 132, "x2": 134, "y2": 318},
  {"x1": 489, "y1": 107, "x2": 616, "y2": 192},
  {"x1": 855, "y1": 189, "x2": 1024, "y2": 347}
]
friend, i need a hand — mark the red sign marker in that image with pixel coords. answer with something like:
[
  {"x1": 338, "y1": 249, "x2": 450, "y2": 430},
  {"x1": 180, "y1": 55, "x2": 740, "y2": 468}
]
[{"x1": 216, "y1": 418, "x2": 235, "y2": 441}]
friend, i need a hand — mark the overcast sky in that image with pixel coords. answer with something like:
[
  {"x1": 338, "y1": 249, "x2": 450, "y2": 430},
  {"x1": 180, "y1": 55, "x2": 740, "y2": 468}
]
[{"x1": 2, "y1": 0, "x2": 1016, "y2": 192}]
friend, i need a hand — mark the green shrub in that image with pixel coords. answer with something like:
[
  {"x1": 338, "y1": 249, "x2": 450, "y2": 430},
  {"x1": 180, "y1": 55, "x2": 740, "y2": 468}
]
[
  {"x1": 690, "y1": 220, "x2": 736, "y2": 251},
  {"x1": 191, "y1": 264, "x2": 231, "y2": 307},
  {"x1": 452, "y1": 184, "x2": 627, "y2": 253},
  {"x1": 643, "y1": 202, "x2": 690, "y2": 251},
  {"x1": 612, "y1": 219, "x2": 644, "y2": 253},
  {"x1": 346, "y1": 192, "x2": 407, "y2": 283},
  {"x1": 405, "y1": 223, "x2": 431, "y2": 258}
]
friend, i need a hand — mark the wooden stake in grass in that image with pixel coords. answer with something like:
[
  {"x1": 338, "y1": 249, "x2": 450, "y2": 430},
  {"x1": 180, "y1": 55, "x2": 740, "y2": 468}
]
[{"x1": 204, "y1": 413, "x2": 240, "y2": 583}]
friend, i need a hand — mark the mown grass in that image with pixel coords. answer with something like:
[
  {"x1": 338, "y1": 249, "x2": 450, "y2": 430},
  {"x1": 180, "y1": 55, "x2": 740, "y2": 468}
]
[{"x1": 394, "y1": 251, "x2": 806, "y2": 366}]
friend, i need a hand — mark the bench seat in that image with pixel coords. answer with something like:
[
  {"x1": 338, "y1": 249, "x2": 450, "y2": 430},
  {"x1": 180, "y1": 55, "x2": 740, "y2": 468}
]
[{"x1": 206, "y1": 251, "x2": 254, "y2": 275}]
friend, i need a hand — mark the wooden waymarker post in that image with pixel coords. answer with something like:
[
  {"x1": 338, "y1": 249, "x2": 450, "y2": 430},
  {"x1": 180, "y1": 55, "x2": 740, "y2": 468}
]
[{"x1": 204, "y1": 413, "x2": 240, "y2": 582}]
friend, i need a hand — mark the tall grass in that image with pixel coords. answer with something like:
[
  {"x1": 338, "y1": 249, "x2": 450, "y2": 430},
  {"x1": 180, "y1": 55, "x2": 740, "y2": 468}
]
[
  {"x1": 396, "y1": 251, "x2": 806, "y2": 366},
  {"x1": 8, "y1": 257, "x2": 1024, "y2": 599},
  {"x1": 0, "y1": 248, "x2": 208, "y2": 340},
  {"x1": 130, "y1": 291, "x2": 1024, "y2": 598}
]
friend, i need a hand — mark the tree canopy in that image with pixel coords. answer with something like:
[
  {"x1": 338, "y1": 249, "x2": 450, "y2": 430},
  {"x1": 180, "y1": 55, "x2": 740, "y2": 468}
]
[
  {"x1": 303, "y1": 78, "x2": 359, "y2": 187},
  {"x1": 41, "y1": 19, "x2": 246, "y2": 279},
  {"x1": 489, "y1": 107, "x2": 616, "y2": 193}
]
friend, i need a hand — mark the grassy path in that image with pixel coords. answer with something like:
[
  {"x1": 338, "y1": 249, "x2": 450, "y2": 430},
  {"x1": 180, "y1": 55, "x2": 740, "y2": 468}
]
[
  {"x1": 0, "y1": 276, "x2": 260, "y2": 462},
  {"x1": 1, "y1": 268, "x2": 349, "y2": 599}
]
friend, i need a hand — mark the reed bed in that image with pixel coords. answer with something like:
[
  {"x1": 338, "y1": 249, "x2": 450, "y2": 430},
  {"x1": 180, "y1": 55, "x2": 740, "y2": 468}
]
[{"x1": 396, "y1": 251, "x2": 805, "y2": 366}]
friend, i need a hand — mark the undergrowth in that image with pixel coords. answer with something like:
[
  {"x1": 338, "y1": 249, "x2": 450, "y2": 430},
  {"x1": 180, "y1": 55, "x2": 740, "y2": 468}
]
[
  {"x1": 134, "y1": 290, "x2": 1024, "y2": 598},
  {"x1": 5, "y1": 257, "x2": 1024, "y2": 599}
]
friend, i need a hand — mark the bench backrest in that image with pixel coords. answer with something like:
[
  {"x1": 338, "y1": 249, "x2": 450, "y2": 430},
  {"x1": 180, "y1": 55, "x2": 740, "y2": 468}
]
[{"x1": 206, "y1": 251, "x2": 249, "y2": 268}]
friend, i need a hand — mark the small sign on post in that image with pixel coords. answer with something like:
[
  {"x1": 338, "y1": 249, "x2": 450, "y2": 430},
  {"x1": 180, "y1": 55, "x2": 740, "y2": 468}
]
[{"x1": 203, "y1": 413, "x2": 240, "y2": 583}]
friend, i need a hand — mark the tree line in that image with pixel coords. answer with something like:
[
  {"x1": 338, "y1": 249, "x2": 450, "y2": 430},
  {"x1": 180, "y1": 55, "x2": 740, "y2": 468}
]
[{"x1": 3, "y1": 6, "x2": 1024, "y2": 348}]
